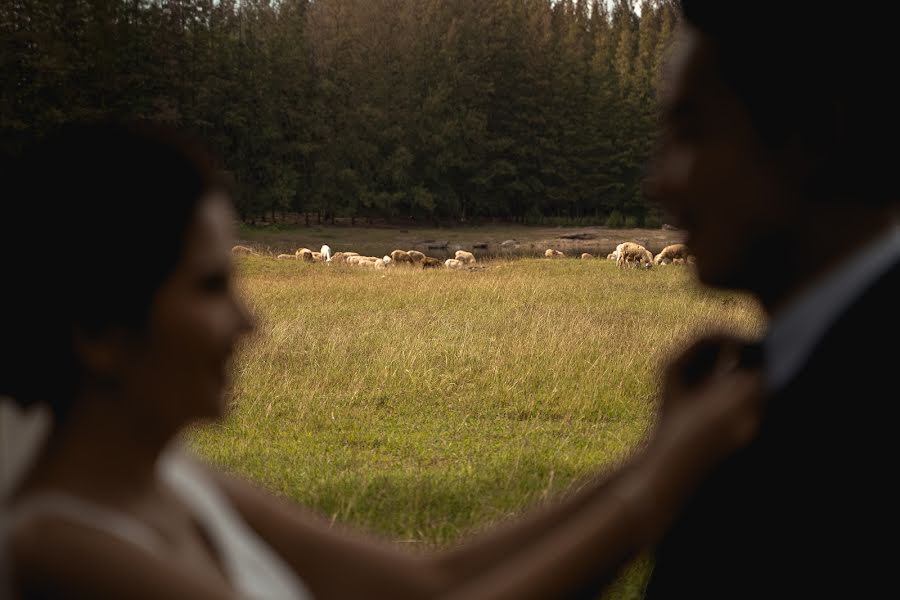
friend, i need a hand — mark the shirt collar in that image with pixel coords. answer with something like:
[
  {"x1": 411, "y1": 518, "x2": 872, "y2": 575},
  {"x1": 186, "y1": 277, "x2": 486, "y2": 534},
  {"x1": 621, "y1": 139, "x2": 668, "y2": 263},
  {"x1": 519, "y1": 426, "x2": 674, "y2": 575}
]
[{"x1": 763, "y1": 223, "x2": 900, "y2": 393}]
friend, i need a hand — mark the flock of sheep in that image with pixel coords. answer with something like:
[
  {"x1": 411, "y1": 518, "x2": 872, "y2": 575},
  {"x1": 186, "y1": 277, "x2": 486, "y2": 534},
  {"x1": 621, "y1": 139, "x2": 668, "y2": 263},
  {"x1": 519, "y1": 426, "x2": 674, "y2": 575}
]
[
  {"x1": 231, "y1": 244, "x2": 482, "y2": 270},
  {"x1": 231, "y1": 241, "x2": 694, "y2": 270},
  {"x1": 545, "y1": 242, "x2": 695, "y2": 269}
]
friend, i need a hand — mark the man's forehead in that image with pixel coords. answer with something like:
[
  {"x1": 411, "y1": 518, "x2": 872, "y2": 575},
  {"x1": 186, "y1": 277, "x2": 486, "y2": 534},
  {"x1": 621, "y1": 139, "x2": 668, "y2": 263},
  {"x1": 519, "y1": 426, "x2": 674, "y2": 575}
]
[{"x1": 660, "y1": 25, "x2": 717, "y2": 109}]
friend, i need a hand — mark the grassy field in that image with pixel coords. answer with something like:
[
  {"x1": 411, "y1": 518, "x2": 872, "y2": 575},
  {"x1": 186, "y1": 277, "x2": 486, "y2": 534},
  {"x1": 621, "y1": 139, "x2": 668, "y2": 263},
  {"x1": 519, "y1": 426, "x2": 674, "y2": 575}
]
[{"x1": 189, "y1": 255, "x2": 764, "y2": 598}]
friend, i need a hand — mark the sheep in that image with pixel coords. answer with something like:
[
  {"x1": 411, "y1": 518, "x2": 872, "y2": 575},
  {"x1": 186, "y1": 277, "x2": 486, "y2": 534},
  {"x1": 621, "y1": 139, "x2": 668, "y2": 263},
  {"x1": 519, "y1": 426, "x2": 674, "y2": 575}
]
[
  {"x1": 390, "y1": 249, "x2": 413, "y2": 264},
  {"x1": 407, "y1": 250, "x2": 426, "y2": 264},
  {"x1": 373, "y1": 258, "x2": 387, "y2": 270},
  {"x1": 544, "y1": 249, "x2": 565, "y2": 258},
  {"x1": 329, "y1": 251, "x2": 358, "y2": 264},
  {"x1": 607, "y1": 250, "x2": 618, "y2": 261},
  {"x1": 654, "y1": 243, "x2": 690, "y2": 265},
  {"x1": 295, "y1": 247, "x2": 314, "y2": 262},
  {"x1": 422, "y1": 257, "x2": 442, "y2": 269},
  {"x1": 615, "y1": 242, "x2": 653, "y2": 269},
  {"x1": 321, "y1": 245, "x2": 332, "y2": 262},
  {"x1": 231, "y1": 245, "x2": 254, "y2": 255},
  {"x1": 445, "y1": 258, "x2": 464, "y2": 269},
  {"x1": 312, "y1": 252, "x2": 323, "y2": 262},
  {"x1": 672, "y1": 258, "x2": 686, "y2": 265},
  {"x1": 276, "y1": 254, "x2": 295, "y2": 259},
  {"x1": 581, "y1": 253, "x2": 594, "y2": 260},
  {"x1": 455, "y1": 250, "x2": 476, "y2": 264}
]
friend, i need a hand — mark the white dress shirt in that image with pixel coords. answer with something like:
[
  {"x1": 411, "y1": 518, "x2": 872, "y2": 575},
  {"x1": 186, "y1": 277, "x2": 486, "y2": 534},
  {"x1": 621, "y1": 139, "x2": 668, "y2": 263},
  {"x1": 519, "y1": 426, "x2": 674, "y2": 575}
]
[{"x1": 763, "y1": 223, "x2": 900, "y2": 393}]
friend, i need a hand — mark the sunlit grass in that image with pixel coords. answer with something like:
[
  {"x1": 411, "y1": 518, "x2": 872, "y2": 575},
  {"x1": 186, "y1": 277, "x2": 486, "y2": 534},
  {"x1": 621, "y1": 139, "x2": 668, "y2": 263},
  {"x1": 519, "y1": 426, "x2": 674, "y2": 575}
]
[{"x1": 189, "y1": 256, "x2": 764, "y2": 598}]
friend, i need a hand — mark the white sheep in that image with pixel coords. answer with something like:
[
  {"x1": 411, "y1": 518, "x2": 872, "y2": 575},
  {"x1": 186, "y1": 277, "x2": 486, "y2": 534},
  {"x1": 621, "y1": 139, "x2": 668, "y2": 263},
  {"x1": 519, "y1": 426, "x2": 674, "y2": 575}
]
[
  {"x1": 321, "y1": 245, "x2": 332, "y2": 262},
  {"x1": 276, "y1": 253, "x2": 295, "y2": 259},
  {"x1": 407, "y1": 250, "x2": 426, "y2": 264},
  {"x1": 581, "y1": 253, "x2": 594, "y2": 260},
  {"x1": 445, "y1": 258, "x2": 464, "y2": 269},
  {"x1": 231, "y1": 245, "x2": 254, "y2": 255},
  {"x1": 390, "y1": 249, "x2": 413, "y2": 264},
  {"x1": 615, "y1": 242, "x2": 653, "y2": 269},
  {"x1": 544, "y1": 248, "x2": 565, "y2": 258},
  {"x1": 295, "y1": 247, "x2": 314, "y2": 262},
  {"x1": 329, "y1": 251, "x2": 358, "y2": 265},
  {"x1": 607, "y1": 250, "x2": 618, "y2": 261},
  {"x1": 654, "y1": 243, "x2": 690, "y2": 265},
  {"x1": 455, "y1": 250, "x2": 476, "y2": 264}
]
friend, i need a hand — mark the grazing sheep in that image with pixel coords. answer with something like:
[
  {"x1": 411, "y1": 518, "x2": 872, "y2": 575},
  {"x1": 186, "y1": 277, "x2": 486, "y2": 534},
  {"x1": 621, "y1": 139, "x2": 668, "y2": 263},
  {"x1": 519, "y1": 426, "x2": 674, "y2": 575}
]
[
  {"x1": 276, "y1": 254, "x2": 295, "y2": 259},
  {"x1": 607, "y1": 250, "x2": 618, "y2": 261},
  {"x1": 321, "y1": 245, "x2": 332, "y2": 262},
  {"x1": 231, "y1": 245, "x2": 254, "y2": 255},
  {"x1": 422, "y1": 257, "x2": 442, "y2": 269},
  {"x1": 581, "y1": 253, "x2": 594, "y2": 260},
  {"x1": 544, "y1": 249, "x2": 565, "y2": 258},
  {"x1": 615, "y1": 242, "x2": 653, "y2": 269},
  {"x1": 654, "y1": 243, "x2": 690, "y2": 265},
  {"x1": 312, "y1": 252, "x2": 323, "y2": 262},
  {"x1": 295, "y1": 247, "x2": 314, "y2": 262},
  {"x1": 329, "y1": 251, "x2": 358, "y2": 264},
  {"x1": 390, "y1": 249, "x2": 413, "y2": 264},
  {"x1": 455, "y1": 250, "x2": 476, "y2": 264},
  {"x1": 407, "y1": 250, "x2": 426, "y2": 264},
  {"x1": 445, "y1": 258, "x2": 464, "y2": 269},
  {"x1": 374, "y1": 258, "x2": 387, "y2": 270}
]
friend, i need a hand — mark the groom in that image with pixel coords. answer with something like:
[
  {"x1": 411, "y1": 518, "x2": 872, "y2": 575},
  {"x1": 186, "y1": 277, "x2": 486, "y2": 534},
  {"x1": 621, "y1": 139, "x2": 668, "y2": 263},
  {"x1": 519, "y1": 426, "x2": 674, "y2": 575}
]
[{"x1": 585, "y1": 1, "x2": 899, "y2": 597}]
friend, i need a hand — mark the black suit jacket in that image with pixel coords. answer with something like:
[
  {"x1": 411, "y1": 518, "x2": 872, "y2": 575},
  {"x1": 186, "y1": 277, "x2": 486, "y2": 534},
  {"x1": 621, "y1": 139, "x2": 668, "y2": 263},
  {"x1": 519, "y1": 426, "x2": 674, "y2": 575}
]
[{"x1": 644, "y1": 260, "x2": 900, "y2": 598}]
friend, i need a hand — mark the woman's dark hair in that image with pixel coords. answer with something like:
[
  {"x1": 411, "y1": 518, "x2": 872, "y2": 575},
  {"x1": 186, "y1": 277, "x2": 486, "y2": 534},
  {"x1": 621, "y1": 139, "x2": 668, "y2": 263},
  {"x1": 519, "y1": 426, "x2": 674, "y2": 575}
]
[
  {"x1": 1, "y1": 122, "x2": 229, "y2": 421},
  {"x1": 679, "y1": 1, "x2": 897, "y2": 206}
]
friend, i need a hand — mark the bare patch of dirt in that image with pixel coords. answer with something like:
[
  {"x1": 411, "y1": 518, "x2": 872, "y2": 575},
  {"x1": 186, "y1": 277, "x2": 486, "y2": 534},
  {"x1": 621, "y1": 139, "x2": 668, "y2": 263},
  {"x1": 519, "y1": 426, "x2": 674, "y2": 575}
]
[{"x1": 236, "y1": 223, "x2": 685, "y2": 260}]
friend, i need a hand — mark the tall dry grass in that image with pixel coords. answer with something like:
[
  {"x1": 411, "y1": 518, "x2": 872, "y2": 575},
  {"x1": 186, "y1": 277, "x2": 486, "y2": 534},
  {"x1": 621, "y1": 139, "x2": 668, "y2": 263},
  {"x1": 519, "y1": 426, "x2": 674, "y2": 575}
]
[{"x1": 189, "y1": 256, "x2": 764, "y2": 597}]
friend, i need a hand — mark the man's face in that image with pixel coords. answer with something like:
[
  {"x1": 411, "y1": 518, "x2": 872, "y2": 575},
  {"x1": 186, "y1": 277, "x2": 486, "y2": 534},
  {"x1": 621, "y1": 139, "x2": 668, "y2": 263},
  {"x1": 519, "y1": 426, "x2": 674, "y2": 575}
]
[{"x1": 651, "y1": 25, "x2": 796, "y2": 292}]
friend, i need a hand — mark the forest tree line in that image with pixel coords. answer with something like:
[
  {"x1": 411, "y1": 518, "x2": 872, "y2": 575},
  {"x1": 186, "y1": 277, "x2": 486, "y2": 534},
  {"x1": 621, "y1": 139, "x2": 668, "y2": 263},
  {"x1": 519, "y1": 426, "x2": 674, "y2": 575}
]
[{"x1": 1, "y1": 0, "x2": 678, "y2": 226}]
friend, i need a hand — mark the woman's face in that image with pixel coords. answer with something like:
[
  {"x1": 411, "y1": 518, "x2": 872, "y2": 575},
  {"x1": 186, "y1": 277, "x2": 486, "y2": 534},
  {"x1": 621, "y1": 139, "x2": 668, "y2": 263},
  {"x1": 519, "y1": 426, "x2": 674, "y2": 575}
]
[{"x1": 121, "y1": 193, "x2": 255, "y2": 428}]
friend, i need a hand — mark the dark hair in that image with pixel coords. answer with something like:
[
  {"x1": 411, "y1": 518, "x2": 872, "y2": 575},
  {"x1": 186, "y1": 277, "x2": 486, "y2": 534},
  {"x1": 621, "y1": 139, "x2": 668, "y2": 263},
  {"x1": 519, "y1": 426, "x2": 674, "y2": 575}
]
[
  {"x1": 1, "y1": 122, "x2": 228, "y2": 421},
  {"x1": 679, "y1": 1, "x2": 897, "y2": 206}
]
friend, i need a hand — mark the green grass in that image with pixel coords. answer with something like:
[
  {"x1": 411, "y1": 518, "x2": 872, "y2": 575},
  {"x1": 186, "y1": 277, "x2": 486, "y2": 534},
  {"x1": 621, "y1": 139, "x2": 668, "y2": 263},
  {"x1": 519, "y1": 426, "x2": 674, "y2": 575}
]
[{"x1": 189, "y1": 256, "x2": 763, "y2": 598}]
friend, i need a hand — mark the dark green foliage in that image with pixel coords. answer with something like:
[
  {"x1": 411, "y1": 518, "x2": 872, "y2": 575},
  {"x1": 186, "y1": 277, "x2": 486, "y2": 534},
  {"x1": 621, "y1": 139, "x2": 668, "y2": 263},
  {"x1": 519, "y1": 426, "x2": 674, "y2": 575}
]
[{"x1": 1, "y1": 0, "x2": 676, "y2": 225}]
